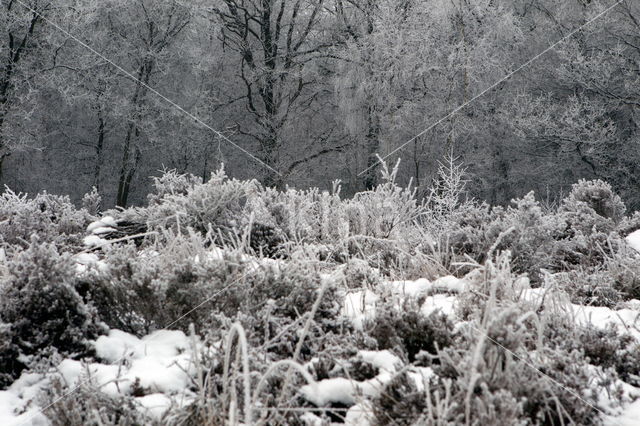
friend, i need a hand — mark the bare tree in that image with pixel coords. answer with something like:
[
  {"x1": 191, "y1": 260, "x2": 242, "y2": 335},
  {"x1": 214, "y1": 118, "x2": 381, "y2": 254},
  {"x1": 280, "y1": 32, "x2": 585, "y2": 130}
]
[
  {"x1": 0, "y1": 0, "x2": 50, "y2": 182},
  {"x1": 211, "y1": 0, "x2": 345, "y2": 188}
]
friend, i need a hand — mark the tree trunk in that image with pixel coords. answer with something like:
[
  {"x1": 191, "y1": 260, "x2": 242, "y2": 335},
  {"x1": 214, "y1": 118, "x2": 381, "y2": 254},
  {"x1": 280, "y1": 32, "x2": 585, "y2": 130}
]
[
  {"x1": 93, "y1": 108, "x2": 106, "y2": 193},
  {"x1": 116, "y1": 62, "x2": 152, "y2": 207},
  {"x1": 363, "y1": 105, "x2": 380, "y2": 190}
]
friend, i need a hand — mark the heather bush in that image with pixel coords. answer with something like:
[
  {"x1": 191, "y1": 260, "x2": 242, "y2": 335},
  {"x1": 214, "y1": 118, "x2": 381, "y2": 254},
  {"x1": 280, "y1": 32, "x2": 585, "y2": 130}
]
[
  {"x1": 346, "y1": 160, "x2": 424, "y2": 242},
  {"x1": 135, "y1": 167, "x2": 259, "y2": 241},
  {"x1": 42, "y1": 375, "x2": 153, "y2": 426},
  {"x1": 561, "y1": 179, "x2": 626, "y2": 223},
  {"x1": 550, "y1": 322, "x2": 640, "y2": 387},
  {"x1": 445, "y1": 194, "x2": 562, "y2": 279},
  {"x1": 367, "y1": 300, "x2": 455, "y2": 363},
  {"x1": 425, "y1": 313, "x2": 611, "y2": 425},
  {"x1": 555, "y1": 269, "x2": 622, "y2": 308},
  {"x1": 247, "y1": 185, "x2": 347, "y2": 245},
  {"x1": 0, "y1": 189, "x2": 92, "y2": 251},
  {"x1": 147, "y1": 169, "x2": 203, "y2": 205},
  {"x1": 0, "y1": 239, "x2": 102, "y2": 388},
  {"x1": 74, "y1": 243, "x2": 165, "y2": 335}
]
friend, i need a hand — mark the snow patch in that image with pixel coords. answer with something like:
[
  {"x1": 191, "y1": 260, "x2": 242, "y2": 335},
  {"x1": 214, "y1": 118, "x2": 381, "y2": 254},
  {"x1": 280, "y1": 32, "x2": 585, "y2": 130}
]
[
  {"x1": 358, "y1": 350, "x2": 401, "y2": 373},
  {"x1": 625, "y1": 229, "x2": 640, "y2": 253},
  {"x1": 421, "y1": 294, "x2": 457, "y2": 317},
  {"x1": 342, "y1": 290, "x2": 379, "y2": 330},
  {"x1": 87, "y1": 216, "x2": 117, "y2": 232},
  {"x1": 301, "y1": 378, "x2": 358, "y2": 406},
  {"x1": 83, "y1": 235, "x2": 108, "y2": 248},
  {"x1": 0, "y1": 373, "x2": 49, "y2": 426}
]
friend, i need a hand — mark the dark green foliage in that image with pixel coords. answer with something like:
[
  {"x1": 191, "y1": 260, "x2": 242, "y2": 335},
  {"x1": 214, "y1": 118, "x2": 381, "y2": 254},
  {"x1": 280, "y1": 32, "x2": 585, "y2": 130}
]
[
  {"x1": 0, "y1": 240, "x2": 102, "y2": 388},
  {"x1": 374, "y1": 372, "x2": 427, "y2": 426},
  {"x1": 249, "y1": 222, "x2": 285, "y2": 258},
  {"x1": 368, "y1": 301, "x2": 455, "y2": 362}
]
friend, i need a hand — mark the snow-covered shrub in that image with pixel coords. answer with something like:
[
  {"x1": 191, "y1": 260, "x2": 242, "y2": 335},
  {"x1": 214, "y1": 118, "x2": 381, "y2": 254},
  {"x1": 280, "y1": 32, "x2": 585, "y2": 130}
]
[
  {"x1": 367, "y1": 300, "x2": 454, "y2": 363},
  {"x1": 0, "y1": 239, "x2": 102, "y2": 387},
  {"x1": 425, "y1": 311, "x2": 613, "y2": 425},
  {"x1": 546, "y1": 179, "x2": 626, "y2": 273},
  {"x1": 147, "y1": 169, "x2": 203, "y2": 205},
  {"x1": 373, "y1": 371, "x2": 430, "y2": 425},
  {"x1": 457, "y1": 252, "x2": 530, "y2": 319},
  {"x1": 74, "y1": 243, "x2": 165, "y2": 335},
  {"x1": 346, "y1": 159, "x2": 424, "y2": 241},
  {"x1": 602, "y1": 249, "x2": 640, "y2": 302},
  {"x1": 424, "y1": 152, "x2": 470, "y2": 232},
  {"x1": 550, "y1": 322, "x2": 640, "y2": 387},
  {"x1": 555, "y1": 269, "x2": 622, "y2": 308},
  {"x1": 0, "y1": 321, "x2": 20, "y2": 389},
  {"x1": 247, "y1": 185, "x2": 347, "y2": 245},
  {"x1": 0, "y1": 189, "x2": 91, "y2": 251},
  {"x1": 141, "y1": 167, "x2": 258, "y2": 239},
  {"x1": 448, "y1": 193, "x2": 567, "y2": 279},
  {"x1": 41, "y1": 375, "x2": 150, "y2": 426},
  {"x1": 81, "y1": 186, "x2": 102, "y2": 216},
  {"x1": 339, "y1": 258, "x2": 383, "y2": 289},
  {"x1": 561, "y1": 179, "x2": 626, "y2": 223}
]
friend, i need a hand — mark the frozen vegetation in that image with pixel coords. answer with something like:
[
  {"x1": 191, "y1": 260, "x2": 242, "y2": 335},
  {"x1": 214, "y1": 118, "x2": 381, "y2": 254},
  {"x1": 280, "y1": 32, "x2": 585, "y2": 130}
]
[{"x1": 2, "y1": 161, "x2": 640, "y2": 425}]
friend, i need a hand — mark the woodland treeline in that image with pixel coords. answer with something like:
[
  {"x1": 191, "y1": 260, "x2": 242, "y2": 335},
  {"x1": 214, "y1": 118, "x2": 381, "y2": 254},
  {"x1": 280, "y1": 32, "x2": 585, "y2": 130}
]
[{"x1": 1, "y1": 0, "x2": 639, "y2": 208}]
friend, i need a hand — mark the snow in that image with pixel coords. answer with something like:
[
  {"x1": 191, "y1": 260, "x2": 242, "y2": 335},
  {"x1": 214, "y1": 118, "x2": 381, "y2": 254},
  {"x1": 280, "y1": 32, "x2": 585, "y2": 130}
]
[
  {"x1": 407, "y1": 367, "x2": 434, "y2": 392},
  {"x1": 73, "y1": 253, "x2": 107, "y2": 274},
  {"x1": 301, "y1": 378, "x2": 358, "y2": 406},
  {"x1": 607, "y1": 398, "x2": 640, "y2": 426},
  {"x1": 433, "y1": 275, "x2": 466, "y2": 293},
  {"x1": 383, "y1": 275, "x2": 466, "y2": 298},
  {"x1": 136, "y1": 393, "x2": 173, "y2": 420},
  {"x1": 421, "y1": 294, "x2": 457, "y2": 317},
  {"x1": 87, "y1": 216, "x2": 117, "y2": 232},
  {"x1": 383, "y1": 278, "x2": 432, "y2": 297},
  {"x1": 0, "y1": 328, "x2": 200, "y2": 425},
  {"x1": 344, "y1": 402, "x2": 374, "y2": 426},
  {"x1": 90, "y1": 329, "x2": 195, "y2": 395},
  {"x1": 82, "y1": 235, "x2": 108, "y2": 248},
  {"x1": 0, "y1": 373, "x2": 49, "y2": 426},
  {"x1": 625, "y1": 229, "x2": 640, "y2": 253},
  {"x1": 342, "y1": 290, "x2": 379, "y2": 330},
  {"x1": 91, "y1": 226, "x2": 115, "y2": 235},
  {"x1": 342, "y1": 275, "x2": 463, "y2": 329},
  {"x1": 301, "y1": 350, "x2": 404, "y2": 408},
  {"x1": 94, "y1": 329, "x2": 143, "y2": 362},
  {"x1": 571, "y1": 304, "x2": 640, "y2": 340},
  {"x1": 521, "y1": 288, "x2": 640, "y2": 340},
  {"x1": 358, "y1": 350, "x2": 401, "y2": 373}
]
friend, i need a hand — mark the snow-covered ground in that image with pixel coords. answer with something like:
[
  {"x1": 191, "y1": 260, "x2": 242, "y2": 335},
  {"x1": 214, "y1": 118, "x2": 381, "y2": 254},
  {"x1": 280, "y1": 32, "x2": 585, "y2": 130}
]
[
  {"x1": 3, "y1": 265, "x2": 640, "y2": 425},
  {"x1": 0, "y1": 329, "x2": 201, "y2": 425}
]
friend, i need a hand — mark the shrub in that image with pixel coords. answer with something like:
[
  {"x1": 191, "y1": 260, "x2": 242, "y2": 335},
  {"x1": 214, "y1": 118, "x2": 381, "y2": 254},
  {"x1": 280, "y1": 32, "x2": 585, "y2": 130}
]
[
  {"x1": 367, "y1": 300, "x2": 455, "y2": 363},
  {"x1": 555, "y1": 269, "x2": 622, "y2": 308},
  {"x1": 41, "y1": 375, "x2": 152, "y2": 426},
  {"x1": 374, "y1": 372, "x2": 429, "y2": 425},
  {"x1": 0, "y1": 189, "x2": 91, "y2": 251},
  {"x1": 0, "y1": 239, "x2": 102, "y2": 387},
  {"x1": 141, "y1": 167, "x2": 259, "y2": 239},
  {"x1": 74, "y1": 243, "x2": 165, "y2": 335},
  {"x1": 561, "y1": 179, "x2": 626, "y2": 223}
]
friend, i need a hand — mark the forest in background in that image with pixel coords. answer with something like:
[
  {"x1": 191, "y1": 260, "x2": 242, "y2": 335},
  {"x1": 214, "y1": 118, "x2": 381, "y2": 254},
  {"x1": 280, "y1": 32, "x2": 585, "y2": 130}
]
[{"x1": 1, "y1": 0, "x2": 640, "y2": 208}]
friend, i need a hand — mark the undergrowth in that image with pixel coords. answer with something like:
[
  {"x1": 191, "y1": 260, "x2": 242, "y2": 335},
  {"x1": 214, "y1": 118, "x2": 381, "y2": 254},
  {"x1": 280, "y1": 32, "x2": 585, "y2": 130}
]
[{"x1": 1, "y1": 160, "x2": 640, "y2": 425}]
